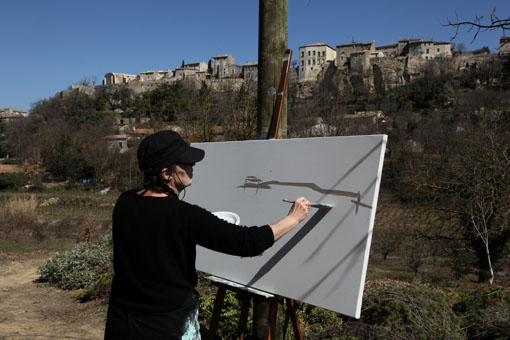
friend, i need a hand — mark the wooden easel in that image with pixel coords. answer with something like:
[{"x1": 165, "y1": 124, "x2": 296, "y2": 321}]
[
  {"x1": 206, "y1": 276, "x2": 303, "y2": 340},
  {"x1": 266, "y1": 49, "x2": 292, "y2": 140},
  {"x1": 206, "y1": 50, "x2": 301, "y2": 340}
]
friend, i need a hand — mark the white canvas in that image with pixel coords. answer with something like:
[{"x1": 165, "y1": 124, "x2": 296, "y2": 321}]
[{"x1": 185, "y1": 135, "x2": 387, "y2": 318}]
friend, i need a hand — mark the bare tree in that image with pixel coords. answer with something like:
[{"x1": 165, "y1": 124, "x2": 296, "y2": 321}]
[
  {"x1": 443, "y1": 8, "x2": 509, "y2": 42},
  {"x1": 398, "y1": 111, "x2": 510, "y2": 284}
]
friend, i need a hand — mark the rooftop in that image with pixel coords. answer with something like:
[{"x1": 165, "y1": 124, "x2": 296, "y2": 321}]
[
  {"x1": 336, "y1": 41, "x2": 373, "y2": 48},
  {"x1": 376, "y1": 43, "x2": 398, "y2": 49}
]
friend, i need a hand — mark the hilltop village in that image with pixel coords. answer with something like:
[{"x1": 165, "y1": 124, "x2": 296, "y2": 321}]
[
  {"x1": 103, "y1": 38, "x2": 455, "y2": 85},
  {"x1": 2, "y1": 37, "x2": 508, "y2": 121},
  {"x1": 102, "y1": 37, "x2": 509, "y2": 85}
]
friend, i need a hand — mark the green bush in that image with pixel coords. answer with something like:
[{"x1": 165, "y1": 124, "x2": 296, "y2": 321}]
[
  {"x1": 0, "y1": 172, "x2": 28, "y2": 189},
  {"x1": 298, "y1": 304, "x2": 345, "y2": 340},
  {"x1": 360, "y1": 282, "x2": 466, "y2": 340},
  {"x1": 72, "y1": 272, "x2": 113, "y2": 303},
  {"x1": 38, "y1": 234, "x2": 113, "y2": 290},
  {"x1": 200, "y1": 290, "x2": 243, "y2": 339}
]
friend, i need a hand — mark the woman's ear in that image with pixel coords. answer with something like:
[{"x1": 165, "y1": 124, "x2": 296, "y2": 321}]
[{"x1": 161, "y1": 168, "x2": 173, "y2": 181}]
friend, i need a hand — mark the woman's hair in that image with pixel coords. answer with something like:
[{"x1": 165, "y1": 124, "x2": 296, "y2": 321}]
[{"x1": 142, "y1": 164, "x2": 177, "y2": 197}]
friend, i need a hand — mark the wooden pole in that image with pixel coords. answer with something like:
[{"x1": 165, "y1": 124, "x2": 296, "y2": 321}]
[{"x1": 257, "y1": 0, "x2": 288, "y2": 139}]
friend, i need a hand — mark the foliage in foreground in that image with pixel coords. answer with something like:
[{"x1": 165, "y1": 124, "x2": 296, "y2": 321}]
[
  {"x1": 453, "y1": 285, "x2": 510, "y2": 340},
  {"x1": 38, "y1": 235, "x2": 113, "y2": 290},
  {"x1": 340, "y1": 281, "x2": 467, "y2": 340}
]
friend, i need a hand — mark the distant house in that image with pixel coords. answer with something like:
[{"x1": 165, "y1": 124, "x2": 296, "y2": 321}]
[
  {"x1": 0, "y1": 108, "x2": 27, "y2": 122},
  {"x1": 350, "y1": 50, "x2": 371, "y2": 73},
  {"x1": 376, "y1": 43, "x2": 398, "y2": 57},
  {"x1": 299, "y1": 43, "x2": 336, "y2": 81},
  {"x1": 211, "y1": 55, "x2": 241, "y2": 78},
  {"x1": 103, "y1": 73, "x2": 138, "y2": 86},
  {"x1": 500, "y1": 37, "x2": 510, "y2": 56},
  {"x1": 139, "y1": 70, "x2": 173, "y2": 82},
  {"x1": 407, "y1": 40, "x2": 452, "y2": 60},
  {"x1": 243, "y1": 62, "x2": 258, "y2": 80},
  {"x1": 336, "y1": 41, "x2": 375, "y2": 69},
  {"x1": 174, "y1": 67, "x2": 199, "y2": 80},
  {"x1": 105, "y1": 135, "x2": 129, "y2": 153},
  {"x1": 114, "y1": 117, "x2": 150, "y2": 126},
  {"x1": 129, "y1": 128, "x2": 154, "y2": 140},
  {"x1": 184, "y1": 61, "x2": 208, "y2": 72}
]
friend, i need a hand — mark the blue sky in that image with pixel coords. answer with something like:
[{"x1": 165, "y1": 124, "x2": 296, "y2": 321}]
[{"x1": 1, "y1": 0, "x2": 509, "y2": 113}]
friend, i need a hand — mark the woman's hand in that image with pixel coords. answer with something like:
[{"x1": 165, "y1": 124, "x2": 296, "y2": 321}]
[
  {"x1": 288, "y1": 197, "x2": 311, "y2": 223},
  {"x1": 270, "y1": 197, "x2": 311, "y2": 241}
]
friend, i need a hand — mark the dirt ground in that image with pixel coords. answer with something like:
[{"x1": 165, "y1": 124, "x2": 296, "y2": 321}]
[
  {"x1": 0, "y1": 251, "x2": 106, "y2": 340},
  {"x1": 0, "y1": 164, "x2": 22, "y2": 174}
]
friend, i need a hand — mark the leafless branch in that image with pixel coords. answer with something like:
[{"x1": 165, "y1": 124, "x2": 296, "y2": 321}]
[{"x1": 442, "y1": 8, "x2": 510, "y2": 43}]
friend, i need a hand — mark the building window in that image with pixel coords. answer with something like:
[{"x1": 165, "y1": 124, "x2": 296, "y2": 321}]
[
  {"x1": 301, "y1": 67, "x2": 304, "y2": 72},
  {"x1": 301, "y1": 60, "x2": 304, "y2": 66},
  {"x1": 308, "y1": 51, "x2": 311, "y2": 56},
  {"x1": 313, "y1": 50, "x2": 316, "y2": 56},
  {"x1": 426, "y1": 49, "x2": 429, "y2": 54},
  {"x1": 301, "y1": 51, "x2": 304, "y2": 57},
  {"x1": 437, "y1": 48, "x2": 440, "y2": 52},
  {"x1": 313, "y1": 59, "x2": 315, "y2": 65},
  {"x1": 308, "y1": 60, "x2": 310, "y2": 65},
  {"x1": 322, "y1": 51, "x2": 325, "y2": 56}
]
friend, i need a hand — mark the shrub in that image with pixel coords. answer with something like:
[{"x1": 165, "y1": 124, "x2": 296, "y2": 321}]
[
  {"x1": 0, "y1": 172, "x2": 28, "y2": 189},
  {"x1": 299, "y1": 304, "x2": 344, "y2": 340},
  {"x1": 453, "y1": 285, "x2": 510, "y2": 340},
  {"x1": 38, "y1": 234, "x2": 113, "y2": 290},
  {"x1": 359, "y1": 281, "x2": 466, "y2": 340},
  {"x1": 200, "y1": 289, "x2": 243, "y2": 339},
  {"x1": 72, "y1": 272, "x2": 113, "y2": 303}
]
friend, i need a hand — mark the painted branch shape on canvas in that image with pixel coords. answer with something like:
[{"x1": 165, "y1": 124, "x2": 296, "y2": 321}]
[{"x1": 238, "y1": 176, "x2": 372, "y2": 213}]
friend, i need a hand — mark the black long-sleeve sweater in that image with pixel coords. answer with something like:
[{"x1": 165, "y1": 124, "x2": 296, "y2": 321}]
[{"x1": 109, "y1": 190, "x2": 274, "y2": 313}]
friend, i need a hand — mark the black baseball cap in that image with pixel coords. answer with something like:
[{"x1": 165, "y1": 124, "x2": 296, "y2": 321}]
[{"x1": 137, "y1": 130, "x2": 205, "y2": 174}]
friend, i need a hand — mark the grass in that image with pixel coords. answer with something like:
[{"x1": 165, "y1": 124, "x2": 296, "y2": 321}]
[
  {"x1": 0, "y1": 189, "x2": 116, "y2": 253},
  {"x1": 0, "y1": 239, "x2": 67, "y2": 253}
]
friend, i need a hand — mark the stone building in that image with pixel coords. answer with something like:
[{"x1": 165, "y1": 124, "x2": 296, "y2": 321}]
[
  {"x1": 211, "y1": 54, "x2": 241, "y2": 78},
  {"x1": 139, "y1": 70, "x2": 173, "y2": 82},
  {"x1": 500, "y1": 37, "x2": 510, "y2": 56},
  {"x1": 350, "y1": 50, "x2": 371, "y2": 73},
  {"x1": 376, "y1": 43, "x2": 398, "y2": 57},
  {"x1": 103, "y1": 73, "x2": 138, "y2": 86},
  {"x1": 298, "y1": 43, "x2": 336, "y2": 81},
  {"x1": 407, "y1": 40, "x2": 452, "y2": 59},
  {"x1": 184, "y1": 61, "x2": 208, "y2": 72},
  {"x1": 243, "y1": 62, "x2": 258, "y2": 80},
  {"x1": 336, "y1": 41, "x2": 375, "y2": 69},
  {"x1": 105, "y1": 135, "x2": 129, "y2": 153},
  {"x1": 0, "y1": 108, "x2": 26, "y2": 122},
  {"x1": 174, "y1": 67, "x2": 200, "y2": 80}
]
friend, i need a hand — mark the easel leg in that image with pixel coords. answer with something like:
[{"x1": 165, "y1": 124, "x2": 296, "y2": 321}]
[
  {"x1": 237, "y1": 296, "x2": 250, "y2": 340},
  {"x1": 286, "y1": 299, "x2": 303, "y2": 340},
  {"x1": 207, "y1": 286, "x2": 226, "y2": 340},
  {"x1": 264, "y1": 298, "x2": 278, "y2": 340}
]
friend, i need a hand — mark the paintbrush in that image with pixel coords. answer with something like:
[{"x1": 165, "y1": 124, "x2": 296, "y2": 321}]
[{"x1": 282, "y1": 199, "x2": 333, "y2": 209}]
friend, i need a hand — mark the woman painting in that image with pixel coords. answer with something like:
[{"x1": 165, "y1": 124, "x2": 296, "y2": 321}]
[{"x1": 104, "y1": 130, "x2": 310, "y2": 339}]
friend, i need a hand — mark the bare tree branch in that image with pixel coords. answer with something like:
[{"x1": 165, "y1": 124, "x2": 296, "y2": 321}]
[{"x1": 442, "y1": 8, "x2": 510, "y2": 43}]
